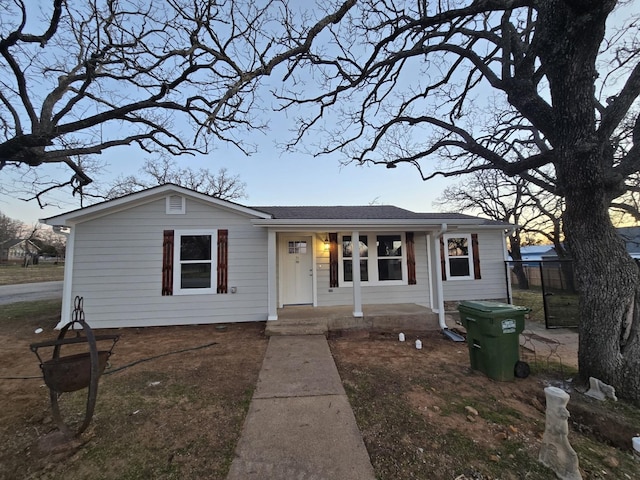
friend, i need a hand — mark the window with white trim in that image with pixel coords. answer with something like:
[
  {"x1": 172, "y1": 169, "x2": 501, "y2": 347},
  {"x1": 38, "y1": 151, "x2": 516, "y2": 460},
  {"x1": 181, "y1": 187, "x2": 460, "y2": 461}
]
[
  {"x1": 342, "y1": 235, "x2": 369, "y2": 282},
  {"x1": 444, "y1": 233, "x2": 474, "y2": 280},
  {"x1": 173, "y1": 230, "x2": 217, "y2": 294},
  {"x1": 339, "y1": 233, "x2": 407, "y2": 285},
  {"x1": 377, "y1": 235, "x2": 403, "y2": 281}
]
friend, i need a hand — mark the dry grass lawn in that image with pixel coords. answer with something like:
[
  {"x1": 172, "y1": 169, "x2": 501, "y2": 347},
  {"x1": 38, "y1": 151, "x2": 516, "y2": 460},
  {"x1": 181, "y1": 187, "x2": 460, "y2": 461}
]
[
  {"x1": 0, "y1": 263, "x2": 65, "y2": 286},
  {"x1": 1, "y1": 300, "x2": 639, "y2": 480}
]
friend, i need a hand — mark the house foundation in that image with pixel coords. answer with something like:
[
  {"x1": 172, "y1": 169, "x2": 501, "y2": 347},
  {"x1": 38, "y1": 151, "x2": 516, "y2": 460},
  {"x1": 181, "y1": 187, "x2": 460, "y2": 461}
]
[{"x1": 266, "y1": 303, "x2": 442, "y2": 336}]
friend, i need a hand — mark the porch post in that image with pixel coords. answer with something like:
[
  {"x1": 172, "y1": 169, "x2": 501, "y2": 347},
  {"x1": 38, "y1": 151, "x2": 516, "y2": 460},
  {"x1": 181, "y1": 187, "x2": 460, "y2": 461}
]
[
  {"x1": 267, "y1": 229, "x2": 278, "y2": 320},
  {"x1": 433, "y1": 224, "x2": 447, "y2": 330},
  {"x1": 352, "y1": 230, "x2": 363, "y2": 317}
]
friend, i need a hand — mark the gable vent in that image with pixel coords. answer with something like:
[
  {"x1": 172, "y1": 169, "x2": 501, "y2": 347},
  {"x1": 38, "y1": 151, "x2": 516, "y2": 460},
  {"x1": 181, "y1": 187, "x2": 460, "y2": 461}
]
[{"x1": 166, "y1": 195, "x2": 185, "y2": 214}]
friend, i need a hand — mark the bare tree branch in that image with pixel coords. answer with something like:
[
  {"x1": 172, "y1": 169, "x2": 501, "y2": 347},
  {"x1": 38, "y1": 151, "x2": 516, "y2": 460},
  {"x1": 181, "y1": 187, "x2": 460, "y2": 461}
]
[
  {"x1": 102, "y1": 155, "x2": 247, "y2": 201},
  {"x1": 0, "y1": 0, "x2": 356, "y2": 202},
  {"x1": 273, "y1": 0, "x2": 640, "y2": 402}
]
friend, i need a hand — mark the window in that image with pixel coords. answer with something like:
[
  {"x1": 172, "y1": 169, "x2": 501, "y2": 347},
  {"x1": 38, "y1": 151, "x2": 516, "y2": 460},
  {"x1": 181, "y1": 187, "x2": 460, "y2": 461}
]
[
  {"x1": 443, "y1": 234, "x2": 474, "y2": 280},
  {"x1": 339, "y1": 233, "x2": 407, "y2": 285},
  {"x1": 288, "y1": 241, "x2": 307, "y2": 254},
  {"x1": 173, "y1": 230, "x2": 217, "y2": 294},
  {"x1": 342, "y1": 235, "x2": 368, "y2": 282},
  {"x1": 162, "y1": 229, "x2": 228, "y2": 295},
  {"x1": 377, "y1": 235, "x2": 403, "y2": 281}
]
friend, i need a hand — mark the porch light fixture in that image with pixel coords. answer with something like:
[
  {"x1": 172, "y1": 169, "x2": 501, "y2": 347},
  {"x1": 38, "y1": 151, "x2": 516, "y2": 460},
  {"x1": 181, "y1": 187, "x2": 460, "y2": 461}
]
[{"x1": 323, "y1": 235, "x2": 330, "y2": 251}]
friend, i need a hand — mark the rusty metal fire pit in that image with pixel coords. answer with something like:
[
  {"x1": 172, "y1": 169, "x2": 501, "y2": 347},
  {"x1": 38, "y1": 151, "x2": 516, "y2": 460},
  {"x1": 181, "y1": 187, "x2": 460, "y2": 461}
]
[
  {"x1": 30, "y1": 296, "x2": 118, "y2": 437},
  {"x1": 41, "y1": 351, "x2": 111, "y2": 393}
]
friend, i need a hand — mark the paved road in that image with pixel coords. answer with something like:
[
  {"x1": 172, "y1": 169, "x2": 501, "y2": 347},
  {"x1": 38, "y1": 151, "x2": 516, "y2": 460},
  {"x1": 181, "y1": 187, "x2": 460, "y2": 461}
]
[{"x1": 0, "y1": 281, "x2": 63, "y2": 305}]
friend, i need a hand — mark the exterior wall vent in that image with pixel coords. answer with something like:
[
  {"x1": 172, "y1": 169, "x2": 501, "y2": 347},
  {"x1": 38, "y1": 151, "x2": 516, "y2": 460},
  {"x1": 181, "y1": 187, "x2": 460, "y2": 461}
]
[{"x1": 166, "y1": 195, "x2": 186, "y2": 214}]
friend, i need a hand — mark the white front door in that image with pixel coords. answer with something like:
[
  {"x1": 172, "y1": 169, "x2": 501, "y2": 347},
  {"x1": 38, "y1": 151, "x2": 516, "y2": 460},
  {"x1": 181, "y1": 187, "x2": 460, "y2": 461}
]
[{"x1": 280, "y1": 236, "x2": 314, "y2": 305}]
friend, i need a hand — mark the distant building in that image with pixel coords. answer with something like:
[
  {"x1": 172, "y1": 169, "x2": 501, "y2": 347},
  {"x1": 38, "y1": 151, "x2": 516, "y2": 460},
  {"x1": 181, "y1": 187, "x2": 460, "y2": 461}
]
[
  {"x1": 0, "y1": 239, "x2": 41, "y2": 264},
  {"x1": 510, "y1": 226, "x2": 640, "y2": 263},
  {"x1": 510, "y1": 245, "x2": 555, "y2": 264},
  {"x1": 617, "y1": 226, "x2": 640, "y2": 259}
]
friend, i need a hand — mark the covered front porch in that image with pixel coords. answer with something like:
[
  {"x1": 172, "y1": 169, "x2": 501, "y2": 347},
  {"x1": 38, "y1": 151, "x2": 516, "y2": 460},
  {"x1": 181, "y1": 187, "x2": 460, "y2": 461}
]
[{"x1": 265, "y1": 303, "x2": 448, "y2": 336}]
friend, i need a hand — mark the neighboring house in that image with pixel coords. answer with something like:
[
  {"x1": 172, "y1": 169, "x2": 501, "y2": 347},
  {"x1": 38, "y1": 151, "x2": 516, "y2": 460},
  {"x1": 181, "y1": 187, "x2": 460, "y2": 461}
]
[
  {"x1": 617, "y1": 226, "x2": 640, "y2": 259},
  {"x1": 43, "y1": 183, "x2": 513, "y2": 329},
  {"x1": 520, "y1": 226, "x2": 640, "y2": 261},
  {"x1": 512, "y1": 245, "x2": 556, "y2": 264},
  {"x1": 0, "y1": 239, "x2": 41, "y2": 264}
]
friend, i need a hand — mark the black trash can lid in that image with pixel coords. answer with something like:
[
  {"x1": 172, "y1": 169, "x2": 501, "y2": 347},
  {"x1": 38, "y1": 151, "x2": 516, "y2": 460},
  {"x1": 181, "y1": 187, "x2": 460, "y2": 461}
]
[{"x1": 459, "y1": 300, "x2": 529, "y2": 313}]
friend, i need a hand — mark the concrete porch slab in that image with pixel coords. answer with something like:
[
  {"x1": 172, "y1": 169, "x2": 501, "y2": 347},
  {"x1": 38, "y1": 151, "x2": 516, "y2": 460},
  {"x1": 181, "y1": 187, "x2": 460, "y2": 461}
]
[{"x1": 266, "y1": 303, "x2": 441, "y2": 336}]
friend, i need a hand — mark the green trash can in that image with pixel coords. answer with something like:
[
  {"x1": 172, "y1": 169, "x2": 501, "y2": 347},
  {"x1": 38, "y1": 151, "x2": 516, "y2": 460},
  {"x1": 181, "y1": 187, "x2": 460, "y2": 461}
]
[{"x1": 458, "y1": 301, "x2": 529, "y2": 381}]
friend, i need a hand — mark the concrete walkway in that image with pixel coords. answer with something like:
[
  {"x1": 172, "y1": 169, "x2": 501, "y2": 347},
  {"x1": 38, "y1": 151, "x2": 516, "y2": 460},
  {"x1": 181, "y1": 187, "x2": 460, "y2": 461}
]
[{"x1": 226, "y1": 335, "x2": 376, "y2": 480}]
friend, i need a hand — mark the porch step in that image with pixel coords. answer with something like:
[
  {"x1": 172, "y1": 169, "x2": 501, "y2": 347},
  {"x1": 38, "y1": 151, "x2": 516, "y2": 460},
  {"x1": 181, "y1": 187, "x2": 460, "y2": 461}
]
[
  {"x1": 265, "y1": 321, "x2": 328, "y2": 336},
  {"x1": 265, "y1": 312, "x2": 442, "y2": 336},
  {"x1": 267, "y1": 304, "x2": 444, "y2": 337},
  {"x1": 368, "y1": 312, "x2": 440, "y2": 331}
]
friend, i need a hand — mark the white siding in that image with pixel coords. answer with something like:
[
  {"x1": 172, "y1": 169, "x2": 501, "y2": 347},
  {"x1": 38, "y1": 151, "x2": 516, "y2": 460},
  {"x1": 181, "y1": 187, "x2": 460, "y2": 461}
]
[
  {"x1": 442, "y1": 230, "x2": 508, "y2": 301},
  {"x1": 66, "y1": 193, "x2": 508, "y2": 328},
  {"x1": 315, "y1": 233, "x2": 431, "y2": 307},
  {"x1": 69, "y1": 197, "x2": 268, "y2": 328}
]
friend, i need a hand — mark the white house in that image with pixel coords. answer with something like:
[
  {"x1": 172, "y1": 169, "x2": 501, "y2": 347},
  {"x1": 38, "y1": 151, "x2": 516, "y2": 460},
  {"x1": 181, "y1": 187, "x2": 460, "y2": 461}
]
[
  {"x1": 0, "y1": 239, "x2": 41, "y2": 264},
  {"x1": 43, "y1": 184, "x2": 513, "y2": 330}
]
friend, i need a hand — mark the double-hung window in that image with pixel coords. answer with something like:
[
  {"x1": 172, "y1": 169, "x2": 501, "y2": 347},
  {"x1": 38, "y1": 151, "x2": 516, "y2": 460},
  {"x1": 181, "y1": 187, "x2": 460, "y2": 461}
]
[
  {"x1": 342, "y1": 235, "x2": 369, "y2": 282},
  {"x1": 339, "y1": 233, "x2": 406, "y2": 285},
  {"x1": 444, "y1": 233, "x2": 474, "y2": 280},
  {"x1": 173, "y1": 230, "x2": 217, "y2": 294},
  {"x1": 377, "y1": 235, "x2": 403, "y2": 281}
]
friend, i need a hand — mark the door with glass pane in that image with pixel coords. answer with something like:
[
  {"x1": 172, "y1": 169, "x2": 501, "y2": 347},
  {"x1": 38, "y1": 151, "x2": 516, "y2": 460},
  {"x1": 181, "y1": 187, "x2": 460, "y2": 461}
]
[{"x1": 279, "y1": 236, "x2": 313, "y2": 305}]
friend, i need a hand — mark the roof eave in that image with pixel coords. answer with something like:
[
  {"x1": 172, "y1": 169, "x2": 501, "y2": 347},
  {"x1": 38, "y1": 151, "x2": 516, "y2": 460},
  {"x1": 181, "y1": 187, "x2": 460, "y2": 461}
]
[
  {"x1": 251, "y1": 218, "x2": 513, "y2": 230},
  {"x1": 42, "y1": 184, "x2": 272, "y2": 226}
]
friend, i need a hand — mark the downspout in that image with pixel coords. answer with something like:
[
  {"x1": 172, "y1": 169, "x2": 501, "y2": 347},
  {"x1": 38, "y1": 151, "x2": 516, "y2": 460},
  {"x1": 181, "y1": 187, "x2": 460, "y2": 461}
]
[
  {"x1": 57, "y1": 224, "x2": 75, "y2": 329},
  {"x1": 434, "y1": 223, "x2": 447, "y2": 330}
]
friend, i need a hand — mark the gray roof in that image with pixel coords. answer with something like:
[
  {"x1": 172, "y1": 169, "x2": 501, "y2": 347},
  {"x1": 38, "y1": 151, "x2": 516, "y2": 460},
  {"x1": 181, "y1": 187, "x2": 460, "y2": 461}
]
[
  {"x1": 41, "y1": 182, "x2": 511, "y2": 227},
  {"x1": 0, "y1": 239, "x2": 41, "y2": 250},
  {"x1": 253, "y1": 205, "x2": 506, "y2": 224}
]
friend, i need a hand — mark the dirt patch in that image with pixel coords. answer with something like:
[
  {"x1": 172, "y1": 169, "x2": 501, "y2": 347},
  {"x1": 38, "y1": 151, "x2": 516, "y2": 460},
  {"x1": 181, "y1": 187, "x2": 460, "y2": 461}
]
[
  {"x1": 0, "y1": 307, "x2": 268, "y2": 480},
  {"x1": 330, "y1": 331, "x2": 639, "y2": 480}
]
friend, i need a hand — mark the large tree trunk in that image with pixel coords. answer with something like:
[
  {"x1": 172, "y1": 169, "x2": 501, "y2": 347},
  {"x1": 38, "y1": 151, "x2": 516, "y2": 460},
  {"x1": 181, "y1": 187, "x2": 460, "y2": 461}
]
[
  {"x1": 508, "y1": 234, "x2": 529, "y2": 290},
  {"x1": 537, "y1": 0, "x2": 640, "y2": 404},
  {"x1": 564, "y1": 189, "x2": 640, "y2": 404}
]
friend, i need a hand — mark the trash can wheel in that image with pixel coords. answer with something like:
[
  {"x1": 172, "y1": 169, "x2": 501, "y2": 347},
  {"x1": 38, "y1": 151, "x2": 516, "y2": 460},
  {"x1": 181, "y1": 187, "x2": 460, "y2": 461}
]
[{"x1": 514, "y1": 360, "x2": 530, "y2": 379}]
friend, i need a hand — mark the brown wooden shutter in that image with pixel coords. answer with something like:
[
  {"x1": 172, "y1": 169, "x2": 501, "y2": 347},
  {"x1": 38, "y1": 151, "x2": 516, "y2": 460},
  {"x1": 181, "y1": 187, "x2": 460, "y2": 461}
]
[
  {"x1": 162, "y1": 230, "x2": 174, "y2": 296},
  {"x1": 471, "y1": 233, "x2": 481, "y2": 279},
  {"x1": 217, "y1": 229, "x2": 228, "y2": 293},
  {"x1": 406, "y1": 232, "x2": 416, "y2": 285},
  {"x1": 329, "y1": 233, "x2": 338, "y2": 288},
  {"x1": 439, "y1": 236, "x2": 447, "y2": 280}
]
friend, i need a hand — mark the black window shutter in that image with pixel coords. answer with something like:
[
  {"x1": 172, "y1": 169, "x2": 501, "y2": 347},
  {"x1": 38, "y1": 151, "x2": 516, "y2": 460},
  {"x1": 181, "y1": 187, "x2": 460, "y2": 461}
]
[
  {"x1": 472, "y1": 233, "x2": 481, "y2": 279},
  {"x1": 329, "y1": 233, "x2": 338, "y2": 287},
  {"x1": 217, "y1": 229, "x2": 228, "y2": 293},
  {"x1": 406, "y1": 232, "x2": 416, "y2": 285},
  {"x1": 439, "y1": 236, "x2": 447, "y2": 280},
  {"x1": 162, "y1": 230, "x2": 174, "y2": 295}
]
